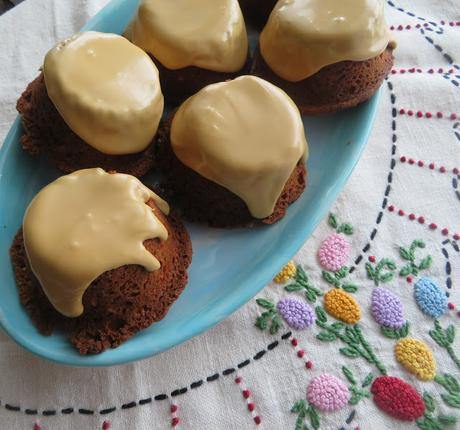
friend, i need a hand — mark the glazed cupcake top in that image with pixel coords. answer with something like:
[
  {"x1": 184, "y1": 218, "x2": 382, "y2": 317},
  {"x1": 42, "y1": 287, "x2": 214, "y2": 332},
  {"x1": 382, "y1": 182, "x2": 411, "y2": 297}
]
[
  {"x1": 44, "y1": 31, "x2": 164, "y2": 155},
  {"x1": 171, "y1": 76, "x2": 307, "y2": 219},
  {"x1": 23, "y1": 168, "x2": 169, "y2": 318},
  {"x1": 129, "y1": 0, "x2": 248, "y2": 72},
  {"x1": 260, "y1": 0, "x2": 391, "y2": 82}
]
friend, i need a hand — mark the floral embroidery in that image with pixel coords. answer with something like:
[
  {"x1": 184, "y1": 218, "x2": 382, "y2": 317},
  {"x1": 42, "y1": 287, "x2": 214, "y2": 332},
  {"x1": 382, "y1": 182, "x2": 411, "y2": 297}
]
[
  {"x1": 370, "y1": 376, "x2": 425, "y2": 421},
  {"x1": 434, "y1": 374, "x2": 460, "y2": 409},
  {"x1": 341, "y1": 366, "x2": 373, "y2": 405},
  {"x1": 366, "y1": 258, "x2": 397, "y2": 286},
  {"x1": 323, "y1": 289, "x2": 361, "y2": 324},
  {"x1": 277, "y1": 298, "x2": 315, "y2": 330},
  {"x1": 291, "y1": 400, "x2": 320, "y2": 430},
  {"x1": 307, "y1": 374, "x2": 350, "y2": 412},
  {"x1": 274, "y1": 260, "x2": 297, "y2": 284},
  {"x1": 395, "y1": 338, "x2": 436, "y2": 381},
  {"x1": 414, "y1": 277, "x2": 448, "y2": 318},
  {"x1": 284, "y1": 265, "x2": 323, "y2": 303},
  {"x1": 322, "y1": 266, "x2": 358, "y2": 293},
  {"x1": 254, "y1": 299, "x2": 282, "y2": 334},
  {"x1": 429, "y1": 320, "x2": 460, "y2": 370},
  {"x1": 399, "y1": 239, "x2": 433, "y2": 277},
  {"x1": 371, "y1": 287, "x2": 405, "y2": 329},
  {"x1": 315, "y1": 307, "x2": 387, "y2": 375},
  {"x1": 416, "y1": 392, "x2": 458, "y2": 429}
]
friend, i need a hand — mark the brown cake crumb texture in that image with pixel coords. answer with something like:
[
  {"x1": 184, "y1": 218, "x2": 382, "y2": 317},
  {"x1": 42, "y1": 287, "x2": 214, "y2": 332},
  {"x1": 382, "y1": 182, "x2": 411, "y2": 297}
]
[
  {"x1": 10, "y1": 201, "x2": 192, "y2": 355},
  {"x1": 16, "y1": 74, "x2": 158, "y2": 177},
  {"x1": 156, "y1": 116, "x2": 307, "y2": 228},
  {"x1": 150, "y1": 54, "x2": 251, "y2": 105},
  {"x1": 251, "y1": 46, "x2": 395, "y2": 115}
]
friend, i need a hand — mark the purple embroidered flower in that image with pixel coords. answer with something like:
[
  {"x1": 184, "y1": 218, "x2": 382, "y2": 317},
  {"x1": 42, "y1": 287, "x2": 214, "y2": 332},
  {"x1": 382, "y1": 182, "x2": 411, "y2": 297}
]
[
  {"x1": 371, "y1": 287, "x2": 405, "y2": 329},
  {"x1": 318, "y1": 233, "x2": 350, "y2": 271},
  {"x1": 277, "y1": 298, "x2": 315, "y2": 330},
  {"x1": 307, "y1": 374, "x2": 350, "y2": 412},
  {"x1": 414, "y1": 277, "x2": 447, "y2": 318}
]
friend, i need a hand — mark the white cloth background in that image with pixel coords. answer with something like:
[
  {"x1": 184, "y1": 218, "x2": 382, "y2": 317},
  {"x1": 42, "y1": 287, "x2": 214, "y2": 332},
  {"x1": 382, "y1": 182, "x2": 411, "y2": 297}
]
[{"x1": 1, "y1": 1, "x2": 459, "y2": 429}]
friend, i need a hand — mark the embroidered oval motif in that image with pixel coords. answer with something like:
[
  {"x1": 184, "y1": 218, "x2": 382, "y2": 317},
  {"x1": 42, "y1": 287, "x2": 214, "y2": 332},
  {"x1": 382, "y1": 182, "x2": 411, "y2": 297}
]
[
  {"x1": 307, "y1": 374, "x2": 350, "y2": 412},
  {"x1": 395, "y1": 338, "x2": 436, "y2": 380},
  {"x1": 414, "y1": 277, "x2": 447, "y2": 318},
  {"x1": 324, "y1": 288, "x2": 361, "y2": 324},
  {"x1": 371, "y1": 287, "x2": 405, "y2": 329},
  {"x1": 371, "y1": 376, "x2": 425, "y2": 421},
  {"x1": 277, "y1": 298, "x2": 315, "y2": 330},
  {"x1": 318, "y1": 233, "x2": 350, "y2": 272}
]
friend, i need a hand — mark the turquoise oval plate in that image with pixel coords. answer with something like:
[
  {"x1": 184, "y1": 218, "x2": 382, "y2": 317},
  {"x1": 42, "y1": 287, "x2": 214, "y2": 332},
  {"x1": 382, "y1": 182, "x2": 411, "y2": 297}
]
[{"x1": 0, "y1": 0, "x2": 381, "y2": 366}]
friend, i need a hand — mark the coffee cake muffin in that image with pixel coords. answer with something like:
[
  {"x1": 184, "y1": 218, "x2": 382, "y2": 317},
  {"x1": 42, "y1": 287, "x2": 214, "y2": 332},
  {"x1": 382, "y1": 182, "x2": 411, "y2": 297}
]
[
  {"x1": 17, "y1": 31, "x2": 164, "y2": 176},
  {"x1": 127, "y1": 0, "x2": 250, "y2": 104},
  {"x1": 157, "y1": 75, "x2": 308, "y2": 227},
  {"x1": 251, "y1": 0, "x2": 395, "y2": 114},
  {"x1": 10, "y1": 168, "x2": 192, "y2": 354}
]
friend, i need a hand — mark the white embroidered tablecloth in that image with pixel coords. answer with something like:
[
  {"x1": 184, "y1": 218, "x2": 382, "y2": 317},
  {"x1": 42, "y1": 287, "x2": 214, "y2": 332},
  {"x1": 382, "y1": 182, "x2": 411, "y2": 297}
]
[{"x1": 1, "y1": 1, "x2": 460, "y2": 429}]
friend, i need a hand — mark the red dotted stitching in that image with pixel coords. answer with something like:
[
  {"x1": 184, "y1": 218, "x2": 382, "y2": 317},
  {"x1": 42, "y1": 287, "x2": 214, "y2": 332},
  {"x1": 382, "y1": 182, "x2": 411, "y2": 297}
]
[
  {"x1": 391, "y1": 67, "x2": 455, "y2": 74},
  {"x1": 102, "y1": 421, "x2": 111, "y2": 430},
  {"x1": 170, "y1": 402, "x2": 180, "y2": 428},
  {"x1": 290, "y1": 337, "x2": 314, "y2": 370},
  {"x1": 235, "y1": 376, "x2": 262, "y2": 425},
  {"x1": 387, "y1": 204, "x2": 458, "y2": 239},
  {"x1": 399, "y1": 156, "x2": 459, "y2": 174},
  {"x1": 398, "y1": 109, "x2": 458, "y2": 120},
  {"x1": 33, "y1": 424, "x2": 41, "y2": 430},
  {"x1": 389, "y1": 21, "x2": 460, "y2": 30}
]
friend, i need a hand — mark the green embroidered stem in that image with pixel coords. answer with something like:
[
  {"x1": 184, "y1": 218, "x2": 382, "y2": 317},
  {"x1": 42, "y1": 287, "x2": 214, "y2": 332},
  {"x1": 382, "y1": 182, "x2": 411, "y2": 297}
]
[
  {"x1": 365, "y1": 258, "x2": 396, "y2": 286},
  {"x1": 434, "y1": 374, "x2": 460, "y2": 409},
  {"x1": 315, "y1": 307, "x2": 387, "y2": 375},
  {"x1": 342, "y1": 366, "x2": 373, "y2": 405},
  {"x1": 322, "y1": 267, "x2": 358, "y2": 293},
  {"x1": 416, "y1": 391, "x2": 458, "y2": 429},
  {"x1": 399, "y1": 239, "x2": 432, "y2": 277},
  {"x1": 291, "y1": 400, "x2": 320, "y2": 430},
  {"x1": 328, "y1": 213, "x2": 353, "y2": 235},
  {"x1": 380, "y1": 321, "x2": 410, "y2": 339},
  {"x1": 285, "y1": 266, "x2": 323, "y2": 303},
  {"x1": 430, "y1": 320, "x2": 460, "y2": 370},
  {"x1": 254, "y1": 299, "x2": 282, "y2": 334}
]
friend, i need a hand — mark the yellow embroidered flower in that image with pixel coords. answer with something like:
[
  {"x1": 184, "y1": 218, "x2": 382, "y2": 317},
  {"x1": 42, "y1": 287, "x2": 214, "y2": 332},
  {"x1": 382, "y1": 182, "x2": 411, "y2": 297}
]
[
  {"x1": 324, "y1": 288, "x2": 361, "y2": 324},
  {"x1": 395, "y1": 338, "x2": 436, "y2": 381},
  {"x1": 274, "y1": 260, "x2": 297, "y2": 284}
]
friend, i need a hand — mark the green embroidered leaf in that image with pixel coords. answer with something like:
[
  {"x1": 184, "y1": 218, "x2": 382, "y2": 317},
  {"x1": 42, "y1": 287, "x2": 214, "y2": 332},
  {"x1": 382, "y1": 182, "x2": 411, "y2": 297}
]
[
  {"x1": 411, "y1": 266, "x2": 419, "y2": 276},
  {"x1": 441, "y1": 393, "x2": 460, "y2": 409},
  {"x1": 423, "y1": 392, "x2": 436, "y2": 413},
  {"x1": 400, "y1": 321, "x2": 410, "y2": 338},
  {"x1": 315, "y1": 306, "x2": 327, "y2": 323},
  {"x1": 270, "y1": 315, "x2": 281, "y2": 335},
  {"x1": 380, "y1": 272, "x2": 394, "y2": 283},
  {"x1": 365, "y1": 263, "x2": 376, "y2": 279},
  {"x1": 419, "y1": 255, "x2": 433, "y2": 270},
  {"x1": 340, "y1": 347, "x2": 360, "y2": 357},
  {"x1": 383, "y1": 258, "x2": 397, "y2": 270},
  {"x1": 331, "y1": 322, "x2": 346, "y2": 330},
  {"x1": 339, "y1": 223, "x2": 354, "y2": 235},
  {"x1": 438, "y1": 415, "x2": 457, "y2": 425},
  {"x1": 348, "y1": 394, "x2": 361, "y2": 405},
  {"x1": 317, "y1": 332, "x2": 336, "y2": 342},
  {"x1": 322, "y1": 270, "x2": 336, "y2": 285},
  {"x1": 308, "y1": 406, "x2": 320, "y2": 430},
  {"x1": 305, "y1": 290, "x2": 317, "y2": 302},
  {"x1": 414, "y1": 239, "x2": 426, "y2": 249},
  {"x1": 430, "y1": 328, "x2": 447, "y2": 347},
  {"x1": 444, "y1": 374, "x2": 460, "y2": 394},
  {"x1": 328, "y1": 213, "x2": 338, "y2": 229},
  {"x1": 399, "y1": 247, "x2": 412, "y2": 261},
  {"x1": 446, "y1": 325, "x2": 455, "y2": 344},
  {"x1": 399, "y1": 264, "x2": 413, "y2": 276},
  {"x1": 345, "y1": 326, "x2": 359, "y2": 343},
  {"x1": 285, "y1": 283, "x2": 304, "y2": 292},
  {"x1": 380, "y1": 325, "x2": 399, "y2": 339},
  {"x1": 296, "y1": 265, "x2": 308, "y2": 281},
  {"x1": 255, "y1": 316, "x2": 268, "y2": 330},
  {"x1": 342, "y1": 284, "x2": 358, "y2": 293},
  {"x1": 295, "y1": 414, "x2": 305, "y2": 430},
  {"x1": 256, "y1": 298, "x2": 274, "y2": 309},
  {"x1": 362, "y1": 373, "x2": 374, "y2": 388},
  {"x1": 291, "y1": 400, "x2": 306, "y2": 413},
  {"x1": 335, "y1": 266, "x2": 349, "y2": 279},
  {"x1": 342, "y1": 366, "x2": 356, "y2": 384},
  {"x1": 416, "y1": 418, "x2": 432, "y2": 430}
]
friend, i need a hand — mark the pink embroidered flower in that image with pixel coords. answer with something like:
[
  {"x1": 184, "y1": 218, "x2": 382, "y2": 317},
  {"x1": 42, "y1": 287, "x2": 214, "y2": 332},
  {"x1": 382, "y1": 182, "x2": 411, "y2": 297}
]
[
  {"x1": 307, "y1": 374, "x2": 350, "y2": 412},
  {"x1": 318, "y1": 233, "x2": 350, "y2": 271}
]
